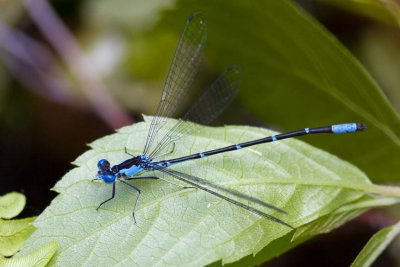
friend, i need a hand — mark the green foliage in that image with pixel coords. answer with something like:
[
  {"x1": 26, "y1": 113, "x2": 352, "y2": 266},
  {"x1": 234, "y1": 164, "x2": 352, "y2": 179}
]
[
  {"x1": 351, "y1": 221, "x2": 400, "y2": 267},
  {"x1": 0, "y1": 241, "x2": 58, "y2": 267},
  {"x1": 0, "y1": 192, "x2": 57, "y2": 267},
  {"x1": 0, "y1": 217, "x2": 36, "y2": 257},
  {"x1": 293, "y1": 197, "x2": 399, "y2": 239},
  {"x1": 0, "y1": 192, "x2": 26, "y2": 219},
  {"x1": 156, "y1": 0, "x2": 400, "y2": 183},
  {"x1": 18, "y1": 119, "x2": 400, "y2": 266}
]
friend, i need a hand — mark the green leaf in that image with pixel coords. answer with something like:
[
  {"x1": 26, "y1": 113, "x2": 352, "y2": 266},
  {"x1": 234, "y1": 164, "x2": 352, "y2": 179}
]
[
  {"x1": 158, "y1": 0, "x2": 400, "y2": 183},
  {"x1": 227, "y1": 196, "x2": 400, "y2": 267},
  {"x1": 351, "y1": 221, "x2": 400, "y2": 267},
  {"x1": 18, "y1": 119, "x2": 400, "y2": 266},
  {"x1": 0, "y1": 193, "x2": 56, "y2": 266},
  {"x1": 0, "y1": 217, "x2": 36, "y2": 257},
  {"x1": 293, "y1": 196, "x2": 400, "y2": 240},
  {"x1": 0, "y1": 241, "x2": 57, "y2": 267},
  {"x1": 0, "y1": 192, "x2": 26, "y2": 219}
]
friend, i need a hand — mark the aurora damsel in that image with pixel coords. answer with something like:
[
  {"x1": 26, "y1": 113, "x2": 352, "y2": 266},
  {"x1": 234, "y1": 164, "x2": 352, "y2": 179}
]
[{"x1": 95, "y1": 13, "x2": 365, "y2": 229}]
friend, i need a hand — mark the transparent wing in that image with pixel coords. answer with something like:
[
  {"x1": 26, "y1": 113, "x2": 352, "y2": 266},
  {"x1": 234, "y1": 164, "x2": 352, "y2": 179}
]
[
  {"x1": 143, "y1": 13, "x2": 207, "y2": 155},
  {"x1": 148, "y1": 65, "x2": 240, "y2": 159},
  {"x1": 157, "y1": 168, "x2": 292, "y2": 228}
]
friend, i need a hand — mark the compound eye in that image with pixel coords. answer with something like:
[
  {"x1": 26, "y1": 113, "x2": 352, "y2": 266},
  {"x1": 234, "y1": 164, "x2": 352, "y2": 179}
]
[
  {"x1": 102, "y1": 174, "x2": 116, "y2": 184},
  {"x1": 97, "y1": 159, "x2": 110, "y2": 169}
]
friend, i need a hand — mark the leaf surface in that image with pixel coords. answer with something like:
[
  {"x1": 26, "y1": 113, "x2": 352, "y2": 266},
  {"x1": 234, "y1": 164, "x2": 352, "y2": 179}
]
[
  {"x1": 0, "y1": 241, "x2": 57, "y2": 267},
  {"x1": 0, "y1": 217, "x2": 36, "y2": 257},
  {"x1": 19, "y1": 119, "x2": 400, "y2": 266}
]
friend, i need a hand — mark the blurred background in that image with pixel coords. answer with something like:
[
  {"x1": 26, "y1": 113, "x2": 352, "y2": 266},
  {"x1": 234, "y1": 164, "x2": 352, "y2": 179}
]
[{"x1": 0, "y1": 0, "x2": 400, "y2": 266}]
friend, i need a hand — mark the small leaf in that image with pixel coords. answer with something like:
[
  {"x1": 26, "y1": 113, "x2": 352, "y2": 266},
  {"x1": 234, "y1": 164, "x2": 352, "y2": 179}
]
[
  {"x1": 19, "y1": 119, "x2": 400, "y2": 266},
  {"x1": 351, "y1": 221, "x2": 400, "y2": 267},
  {"x1": 0, "y1": 241, "x2": 57, "y2": 267},
  {"x1": 0, "y1": 192, "x2": 25, "y2": 219},
  {"x1": 0, "y1": 217, "x2": 36, "y2": 257}
]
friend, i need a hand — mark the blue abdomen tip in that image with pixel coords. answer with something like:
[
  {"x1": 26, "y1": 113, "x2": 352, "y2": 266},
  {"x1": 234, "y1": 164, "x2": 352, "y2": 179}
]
[{"x1": 332, "y1": 123, "x2": 357, "y2": 134}]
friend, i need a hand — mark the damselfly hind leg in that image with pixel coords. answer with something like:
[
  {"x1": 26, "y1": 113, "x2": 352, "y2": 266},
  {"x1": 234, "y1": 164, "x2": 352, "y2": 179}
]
[{"x1": 119, "y1": 178, "x2": 142, "y2": 224}]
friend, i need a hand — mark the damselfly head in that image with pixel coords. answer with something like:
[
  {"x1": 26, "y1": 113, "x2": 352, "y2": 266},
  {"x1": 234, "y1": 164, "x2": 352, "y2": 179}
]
[{"x1": 96, "y1": 159, "x2": 116, "y2": 183}]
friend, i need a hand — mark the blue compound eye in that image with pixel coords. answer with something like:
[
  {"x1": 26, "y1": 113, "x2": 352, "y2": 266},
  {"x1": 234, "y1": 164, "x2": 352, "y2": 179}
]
[
  {"x1": 102, "y1": 174, "x2": 116, "y2": 184},
  {"x1": 97, "y1": 159, "x2": 110, "y2": 169}
]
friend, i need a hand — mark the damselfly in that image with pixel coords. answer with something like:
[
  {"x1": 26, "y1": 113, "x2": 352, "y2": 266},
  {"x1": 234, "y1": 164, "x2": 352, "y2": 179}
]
[{"x1": 95, "y1": 13, "x2": 365, "y2": 229}]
